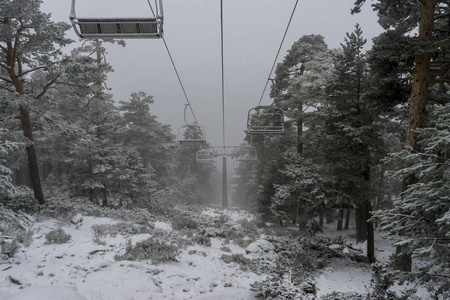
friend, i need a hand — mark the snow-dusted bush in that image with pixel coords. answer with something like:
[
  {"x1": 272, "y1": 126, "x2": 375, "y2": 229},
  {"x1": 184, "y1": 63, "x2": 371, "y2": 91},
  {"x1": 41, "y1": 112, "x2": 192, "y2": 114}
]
[
  {"x1": 16, "y1": 228, "x2": 34, "y2": 247},
  {"x1": 251, "y1": 235, "x2": 347, "y2": 299},
  {"x1": 192, "y1": 234, "x2": 211, "y2": 246},
  {"x1": 170, "y1": 215, "x2": 198, "y2": 230},
  {"x1": 0, "y1": 205, "x2": 34, "y2": 236},
  {"x1": 221, "y1": 253, "x2": 252, "y2": 267},
  {"x1": 114, "y1": 237, "x2": 179, "y2": 264},
  {"x1": 320, "y1": 291, "x2": 364, "y2": 299},
  {"x1": 91, "y1": 222, "x2": 151, "y2": 237},
  {"x1": 1, "y1": 186, "x2": 37, "y2": 213},
  {"x1": 1, "y1": 239, "x2": 19, "y2": 258},
  {"x1": 251, "y1": 275, "x2": 315, "y2": 300},
  {"x1": 45, "y1": 229, "x2": 71, "y2": 244},
  {"x1": 40, "y1": 196, "x2": 155, "y2": 224},
  {"x1": 0, "y1": 129, "x2": 23, "y2": 199}
]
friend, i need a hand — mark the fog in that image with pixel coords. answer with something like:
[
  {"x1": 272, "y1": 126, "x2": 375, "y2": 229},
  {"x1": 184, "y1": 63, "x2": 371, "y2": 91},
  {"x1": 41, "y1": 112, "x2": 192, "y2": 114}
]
[{"x1": 41, "y1": 0, "x2": 383, "y2": 147}]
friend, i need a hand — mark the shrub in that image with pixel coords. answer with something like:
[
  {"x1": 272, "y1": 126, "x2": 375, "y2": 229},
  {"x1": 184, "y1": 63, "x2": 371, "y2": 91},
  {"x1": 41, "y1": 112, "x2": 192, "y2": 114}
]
[
  {"x1": 320, "y1": 292, "x2": 364, "y2": 300},
  {"x1": 93, "y1": 237, "x2": 106, "y2": 246},
  {"x1": 170, "y1": 215, "x2": 198, "y2": 230},
  {"x1": 114, "y1": 237, "x2": 179, "y2": 264},
  {"x1": 193, "y1": 234, "x2": 211, "y2": 246},
  {"x1": 250, "y1": 276, "x2": 305, "y2": 300},
  {"x1": 1, "y1": 239, "x2": 19, "y2": 258},
  {"x1": 45, "y1": 229, "x2": 71, "y2": 244},
  {"x1": 17, "y1": 228, "x2": 34, "y2": 247},
  {"x1": 221, "y1": 253, "x2": 252, "y2": 267}
]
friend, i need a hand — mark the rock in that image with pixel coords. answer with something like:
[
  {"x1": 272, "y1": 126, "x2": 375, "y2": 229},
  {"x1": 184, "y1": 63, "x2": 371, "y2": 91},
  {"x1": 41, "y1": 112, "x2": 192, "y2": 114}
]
[
  {"x1": 70, "y1": 213, "x2": 83, "y2": 225},
  {"x1": 245, "y1": 239, "x2": 275, "y2": 254}
]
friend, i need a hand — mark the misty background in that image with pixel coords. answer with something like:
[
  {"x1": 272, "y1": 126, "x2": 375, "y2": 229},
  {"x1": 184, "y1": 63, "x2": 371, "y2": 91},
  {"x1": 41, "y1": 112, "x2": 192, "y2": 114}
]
[{"x1": 41, "y1": 0, "x2": 383, "y2": 148}]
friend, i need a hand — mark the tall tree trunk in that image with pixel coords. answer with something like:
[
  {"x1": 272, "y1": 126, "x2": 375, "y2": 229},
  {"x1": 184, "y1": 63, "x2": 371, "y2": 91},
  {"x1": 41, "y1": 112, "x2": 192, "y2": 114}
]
[
  {"x1": 395, "y1": 0, "x2": 438, "y2": 272},
  {"x1": 344, "y1": 207, "x2": 351, "y2": 230},
  {"x1": 355, "y1": 203, "x2": 367, "y2": 242},
  {"x1": 19, "y1": 107, "x2": 45, "y2": 205},
  {"x1": 8, "y1": 50, "x2": 45, "y2": 204},
  {"x1": 337, "y1": 208, "x2": 344, "y2": 231},
  {"x1": 366, "y1": 199, "x2": 375, "y2": 262},
  {"x1": 297, "y1": 117, "x2": 303, "y2": 155}
]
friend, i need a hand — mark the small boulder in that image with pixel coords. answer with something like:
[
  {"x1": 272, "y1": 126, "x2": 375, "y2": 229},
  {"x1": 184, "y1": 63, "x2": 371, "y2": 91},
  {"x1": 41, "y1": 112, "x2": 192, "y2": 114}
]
[
  {"x1": 70, "y1": 213, "x2": 83, "y2": 225},
  {"x1": 245, "y1": 239, "x2": 275, "y2": 254}
]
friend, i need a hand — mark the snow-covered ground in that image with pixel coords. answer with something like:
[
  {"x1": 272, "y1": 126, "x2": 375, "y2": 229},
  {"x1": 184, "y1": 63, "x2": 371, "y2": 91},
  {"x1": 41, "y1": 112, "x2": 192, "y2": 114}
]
[{"x1": 0, "y1": 207, "x2": 399, "y2": 300}]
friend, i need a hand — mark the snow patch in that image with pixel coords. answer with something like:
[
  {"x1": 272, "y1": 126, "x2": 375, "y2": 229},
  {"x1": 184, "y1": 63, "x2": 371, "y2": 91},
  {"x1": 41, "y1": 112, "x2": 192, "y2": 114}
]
[{"x1": 8, "y1": 286, "x2": 86, "y2": 300}]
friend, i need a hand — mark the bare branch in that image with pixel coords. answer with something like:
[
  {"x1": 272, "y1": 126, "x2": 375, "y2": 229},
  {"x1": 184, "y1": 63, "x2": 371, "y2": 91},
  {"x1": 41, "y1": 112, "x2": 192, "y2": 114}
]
[
  {"x1": 16, "y1": 66, "x2": 47, "y2": 78},
  {"x1": 436, "y1": 38, "x2": 450, "y2": 48},
  {"x1": 0, "y1": 76, "x2": 13, "y2": 83},
  {"x1": 34, "y1": 78, "x2": 58, "y2": 100},
  {"x1": 0, "y1": 85, "x2": 15, "y2": 93}
]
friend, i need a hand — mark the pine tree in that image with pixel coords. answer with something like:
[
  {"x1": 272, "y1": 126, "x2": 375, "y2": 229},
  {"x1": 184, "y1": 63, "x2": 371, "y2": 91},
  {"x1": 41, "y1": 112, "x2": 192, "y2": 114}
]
[
  {"x1": 354, "y1": 0, "x2": 450, "y2": 271},
  {"x1": 0, "y1": 0, "x2": 73, "y2": 204},
  {"x1": 320, "y1": 24, "x2": 378, "y2": 260},
  {"x1": 118, "y1": 91, "x2": 177, "y2": 187},
  {"x1": 374, "y1": 103, "x2": 450, "y2": 295}
]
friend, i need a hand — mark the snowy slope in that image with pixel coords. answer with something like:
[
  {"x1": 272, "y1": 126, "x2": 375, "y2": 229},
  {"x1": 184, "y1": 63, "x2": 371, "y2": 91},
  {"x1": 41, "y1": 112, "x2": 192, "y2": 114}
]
[{"x1": 0, "y1": 207, "x2": 399, "y2": 300}]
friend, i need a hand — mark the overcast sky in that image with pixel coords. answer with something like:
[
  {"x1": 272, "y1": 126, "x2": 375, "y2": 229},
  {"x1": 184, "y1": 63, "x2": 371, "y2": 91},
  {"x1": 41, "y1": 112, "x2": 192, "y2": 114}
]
[{"x1": 40, "y1": 0, "x2": 383, "y2": 148}]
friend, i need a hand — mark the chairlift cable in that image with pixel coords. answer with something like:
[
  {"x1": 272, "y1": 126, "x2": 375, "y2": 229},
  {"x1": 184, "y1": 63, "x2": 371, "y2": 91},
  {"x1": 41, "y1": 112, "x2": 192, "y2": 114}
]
[
  {"x1": 146, "y1": 0, "x2": 199, "y2": 124},
  {"x1": 257, "y1": 0, "x2": 299, "y2": 106},
  {"x1": 220, "y1": 0, "x2": 226, "y2": 148}
]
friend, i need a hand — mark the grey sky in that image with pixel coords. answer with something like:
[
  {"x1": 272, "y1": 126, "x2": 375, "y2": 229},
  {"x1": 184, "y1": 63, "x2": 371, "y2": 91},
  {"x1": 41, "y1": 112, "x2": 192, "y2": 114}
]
[{"x1": 41, "y1": 0, "x2": 383, "y2": 147}]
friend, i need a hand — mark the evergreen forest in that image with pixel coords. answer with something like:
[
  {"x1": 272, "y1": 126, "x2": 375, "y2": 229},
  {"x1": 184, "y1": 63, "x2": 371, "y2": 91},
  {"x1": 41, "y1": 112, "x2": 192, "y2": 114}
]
[{"x1": 1, "y1": 0, "x2": 450, "y2": 299}]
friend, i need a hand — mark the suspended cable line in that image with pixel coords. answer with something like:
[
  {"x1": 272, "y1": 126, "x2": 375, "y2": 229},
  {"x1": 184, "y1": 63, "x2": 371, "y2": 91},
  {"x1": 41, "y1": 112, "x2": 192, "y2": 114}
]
[
  {"x1": 257, "y1": 0, "x2": 299, "y2": 106},
  {"x1": 220, "y1": 0, "x2": 226, "y2": 147},
  {"x1": 146, "y1": 0, "x2": 199, "y2": 124}
]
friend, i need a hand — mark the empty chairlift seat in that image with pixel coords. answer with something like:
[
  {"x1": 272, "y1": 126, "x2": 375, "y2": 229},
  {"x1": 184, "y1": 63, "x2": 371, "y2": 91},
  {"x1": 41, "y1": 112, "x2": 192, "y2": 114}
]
[
  {"x1": 196, "y1": 149, "x2": 215, "y2": 163},
  {"x1": 233, "y1": 145, "x2": 257, "y2": 162},
  {"x1": 69, "y1": 0, "x2": 164, "y2": 39},
  {"x1": 247, "y1": 105, "x2": 285, "y2": 135},
  {"x1": 177, "y1": 123, "x2": 207, "y2": 146}
]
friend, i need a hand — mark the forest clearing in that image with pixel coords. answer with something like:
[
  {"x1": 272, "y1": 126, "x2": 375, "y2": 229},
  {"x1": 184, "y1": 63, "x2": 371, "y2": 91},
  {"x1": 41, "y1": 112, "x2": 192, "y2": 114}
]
[{"x1": 0, "y1": 201, "x2": 423, "y2": 299}]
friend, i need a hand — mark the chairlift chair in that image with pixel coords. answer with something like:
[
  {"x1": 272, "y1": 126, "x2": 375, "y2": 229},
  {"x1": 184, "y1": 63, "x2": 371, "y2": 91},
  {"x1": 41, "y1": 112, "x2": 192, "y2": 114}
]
[
  {"x1": 233, "y1": 145, "x2": 258, "y2": 162},
  {"x1": 176, "y1": 123, "x2": 206, "y2": 146},
  {"x1": 196, "y1": 149, "x2": 216, "y2": 163},
  {"x1": 247, "y1": 105, "x2": 284, "y2": 135},
  {"x1": 69, "y1": 0, "x2": 164, "y2": 39}
]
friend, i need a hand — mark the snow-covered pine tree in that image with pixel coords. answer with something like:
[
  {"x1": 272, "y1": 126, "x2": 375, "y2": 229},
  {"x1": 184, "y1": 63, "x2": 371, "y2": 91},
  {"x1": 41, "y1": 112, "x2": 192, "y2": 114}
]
[{"x1": 374, "y1": 102, "x2": 450, "y2": 295}]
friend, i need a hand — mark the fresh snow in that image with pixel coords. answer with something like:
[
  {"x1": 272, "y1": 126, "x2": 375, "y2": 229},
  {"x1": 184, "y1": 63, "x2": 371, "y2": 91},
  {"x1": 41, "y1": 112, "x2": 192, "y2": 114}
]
[{"x1": 0, "y1": 207, "x2": 400, "y2": 300}]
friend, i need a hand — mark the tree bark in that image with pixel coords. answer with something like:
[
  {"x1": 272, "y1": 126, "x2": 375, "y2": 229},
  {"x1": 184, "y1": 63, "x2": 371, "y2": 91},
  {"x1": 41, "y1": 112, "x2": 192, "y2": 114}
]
[
  {"x1": 337, "y1": 208, "x2": 344, "y2": 231},
  {"x1": 396, "y1": 0, "x2": 438, "y2": 272},
  {"x1": 344, "y1": 207, "x2": 351, "y2": 230},
  {"x1": 355, "y1": 203, "x2": 367, "y2": 242},
  {"x1": 19, "y1": 107, "x2": 45, "y2": 205},
  {"x1": 366, "y1": 199, "x2": 375, "y2": 262}
]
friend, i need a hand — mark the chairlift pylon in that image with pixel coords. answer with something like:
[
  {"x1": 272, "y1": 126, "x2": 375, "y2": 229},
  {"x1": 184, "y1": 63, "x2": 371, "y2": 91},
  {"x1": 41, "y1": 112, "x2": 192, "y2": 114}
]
[
  {"x1": 69, "y1": 0, "x2": 164, "y2": 39},
  {"x1": 247, "y1": 105, "x2": 285, "y2": 135}
]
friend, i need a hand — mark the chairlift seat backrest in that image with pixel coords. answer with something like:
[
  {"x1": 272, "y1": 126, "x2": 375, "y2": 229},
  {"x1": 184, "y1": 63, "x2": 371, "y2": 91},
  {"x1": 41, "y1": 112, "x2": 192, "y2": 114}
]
[
  {"x1": 247, "y1": 105, "x2": 285, "y2": 135},
  {"x1": 233, "y1": 145, "x2": 258, "y2": 161},
  {"x1": 196, "y1": 149, "x2": 215, "y2": 163},
  {"x1": 177, "y1": 123, "x2": 206, "y2": 146}
]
